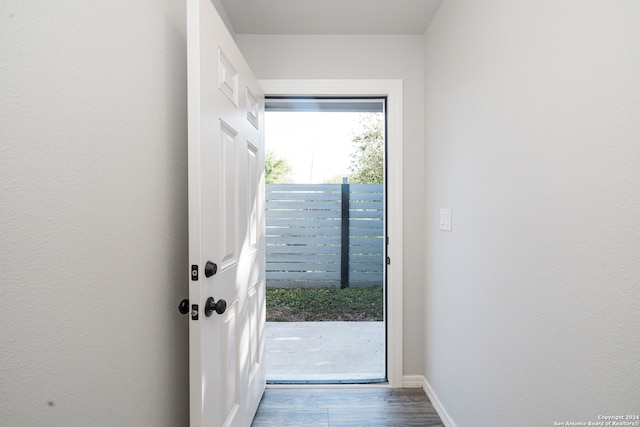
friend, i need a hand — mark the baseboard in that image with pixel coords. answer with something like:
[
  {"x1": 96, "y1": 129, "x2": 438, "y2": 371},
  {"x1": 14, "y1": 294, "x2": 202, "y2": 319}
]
[
  {"x1": 403, "y1": 375, "x2": 457, "y2": 427},
  {"x1": 401, "y1": 374, "x2": 425, "y2": 388}
]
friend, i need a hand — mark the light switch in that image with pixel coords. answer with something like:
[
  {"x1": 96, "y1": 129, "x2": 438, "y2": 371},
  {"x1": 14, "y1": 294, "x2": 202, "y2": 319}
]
[{"x1": 440, "y1": 208, "x2": 452, "y2": 231}]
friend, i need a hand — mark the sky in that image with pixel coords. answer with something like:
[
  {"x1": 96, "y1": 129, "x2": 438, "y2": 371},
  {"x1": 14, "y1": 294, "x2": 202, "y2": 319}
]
[{"x1": 265, "y1": 111, "x2": 364, "y2": 184}]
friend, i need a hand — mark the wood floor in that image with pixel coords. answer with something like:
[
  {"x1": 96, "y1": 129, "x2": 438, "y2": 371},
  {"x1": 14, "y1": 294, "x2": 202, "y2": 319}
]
[{"x1": 251, "y1": 387, "x2": 445, "y2": 427}]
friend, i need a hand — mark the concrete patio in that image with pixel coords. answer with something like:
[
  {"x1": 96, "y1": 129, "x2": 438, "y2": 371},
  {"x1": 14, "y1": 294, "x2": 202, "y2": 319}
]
[{"x1": 265, "y1": 321, "x2": 386, "y2": 383}]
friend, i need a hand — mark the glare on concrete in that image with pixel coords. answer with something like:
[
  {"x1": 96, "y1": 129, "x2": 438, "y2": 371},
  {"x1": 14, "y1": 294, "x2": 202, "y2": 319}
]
[{"x1": 265, "y1": 321, "x2": 385, "y2": 382}]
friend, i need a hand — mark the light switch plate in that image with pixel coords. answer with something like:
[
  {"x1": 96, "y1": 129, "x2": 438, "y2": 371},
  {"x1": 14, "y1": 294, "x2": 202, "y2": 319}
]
[{"x1": 440, "y1": 208, "x2": 452, "y2": 231}]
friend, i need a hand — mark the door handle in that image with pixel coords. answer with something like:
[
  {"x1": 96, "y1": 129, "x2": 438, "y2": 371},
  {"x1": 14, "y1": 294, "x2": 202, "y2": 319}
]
[
  {"x1": 178, "y1": 299, "x2": 189, "y2": 314},
  {"x1": 204, "y1": 297, "x2": 227, "y2": 316},
  {"x1": 204, "y1": 261, "x2": 217, "y2": 277}
]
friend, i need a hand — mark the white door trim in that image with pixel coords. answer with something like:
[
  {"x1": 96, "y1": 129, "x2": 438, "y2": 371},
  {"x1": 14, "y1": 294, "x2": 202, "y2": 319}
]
[{"x1": 259, "y1": 79, "x2": 403, "y2": 387}]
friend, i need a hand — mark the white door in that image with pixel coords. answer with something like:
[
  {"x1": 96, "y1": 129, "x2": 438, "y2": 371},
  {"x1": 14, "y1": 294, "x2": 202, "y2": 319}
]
[{"x1": 187, "y1": 0, "x2": 266, "y2": 426}]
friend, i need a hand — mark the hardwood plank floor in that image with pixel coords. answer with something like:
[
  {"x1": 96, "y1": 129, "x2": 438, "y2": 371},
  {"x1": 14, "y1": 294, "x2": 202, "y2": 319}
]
[{"x1": 251, "y1": 388, "x2": 445, "y2": 427}]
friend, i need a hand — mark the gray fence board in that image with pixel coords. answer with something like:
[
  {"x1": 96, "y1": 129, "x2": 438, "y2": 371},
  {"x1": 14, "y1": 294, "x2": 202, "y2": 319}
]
[
  {"x1": 349, "y1": 184, "x2": 383, "y2": 193},
  {"x1": 345, "y1": 211, "x2": 382, "y2": 219},
  {"x1": 349, "y1": 230, "x2": 384, "y2": 237},
  {"x1": 268, "y1": 192, "x2": 340, "y2": 201},
  {"x1": 267, "y1": 272, "x2": 341, "y2": 281},
  {"x1": 269, "y1": 237, "x2": 341, "y2": 246},
  {"x1": 268, "y1": 219, "x2": 342, "y2": 227},
  {"x1": 349, "y1": 261, "x2": 383, "y2": 270},
  {"x1": 268, "y1": 262, "x2": 341, "y2": 271},
  {"x1": 267, "y1": 245, "x2": 342, "y2": 255},
  {"x1": 266, "y1": 183, "x2": 384, "y2": 288},
  {"x1": 268, "y1": 184, "x2": 339, "y2": 191},
  {"x1": 349, "y1": 201, "x2": 383, "y2": 210},
  {"x1": 350, "y1": 272, "x2": 384, "y2": 281},
  {"x1": 268, "y1": 253, "x2": 342, "y2": 261},
  {"x1": 266, "y1": 210, "x2": 342, "y2": 219},
  {"x1": 267, "y1": 227, "x2": 341, "y2": 237},
  {"x1": 344, "y1": 255, "x2": 383, "y2": 263},
  {"x1": 266, "y1": 201, "x2": 341, "y2": 210},
  {"x1": 349, "y1": 238, "x2": 384, "y2": 246}
]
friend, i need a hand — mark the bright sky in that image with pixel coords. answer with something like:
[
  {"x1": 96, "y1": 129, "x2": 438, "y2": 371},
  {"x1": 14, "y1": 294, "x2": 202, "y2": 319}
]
[{"x1": 265, "y1": 111, "x2": 363, "y2": 184}]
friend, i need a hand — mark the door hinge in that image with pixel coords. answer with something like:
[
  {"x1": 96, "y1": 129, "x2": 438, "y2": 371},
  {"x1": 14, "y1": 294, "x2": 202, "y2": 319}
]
[{"x1": 387, "y1": 257, "x2": 391, "y2": 265}]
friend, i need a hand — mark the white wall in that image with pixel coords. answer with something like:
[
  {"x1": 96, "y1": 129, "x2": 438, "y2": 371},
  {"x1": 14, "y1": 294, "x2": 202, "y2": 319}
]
[
  {"x1": 236, "y1": 34, "x2": 426, "y2": 375},
  {"x1": 1, "y1": 1, "x2": 189, "y2": 425},
  {"x1": 423, "y1": 1, "x2": 640, "y2": 425}
]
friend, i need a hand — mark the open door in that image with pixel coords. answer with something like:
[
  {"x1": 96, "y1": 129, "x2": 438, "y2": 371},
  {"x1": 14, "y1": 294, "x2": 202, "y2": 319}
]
[{"x1": 187, "y1": 0, "x2": 266, "y2": 426}]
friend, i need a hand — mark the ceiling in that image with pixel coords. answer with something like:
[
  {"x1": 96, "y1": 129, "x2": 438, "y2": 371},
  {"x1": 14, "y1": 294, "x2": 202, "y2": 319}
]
[{"x1": 220, "y1": 0, "x2": 443, "y2": 35}]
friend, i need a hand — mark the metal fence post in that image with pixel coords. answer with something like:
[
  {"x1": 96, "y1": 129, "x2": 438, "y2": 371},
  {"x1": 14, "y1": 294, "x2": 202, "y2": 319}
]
[{"x1": 341, "y1": 177, "x2": 349, "y2": 288}]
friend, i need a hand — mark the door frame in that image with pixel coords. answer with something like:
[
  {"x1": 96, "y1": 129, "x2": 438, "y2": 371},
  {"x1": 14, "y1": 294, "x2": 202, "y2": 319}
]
[{"x1": 259, "y1": 79, "x2": 403, "y2": 387}]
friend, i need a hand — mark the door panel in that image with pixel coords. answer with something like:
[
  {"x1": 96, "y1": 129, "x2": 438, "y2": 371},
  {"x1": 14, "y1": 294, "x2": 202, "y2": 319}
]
[
  {"x1": 247, "y1": 143, "x2": 259, "y2": 250},
  {"x1": 220, "y1": 120, "x2": 239, "y2": 269},
  {"x1": 187, "y1": 0, "x2": 266, "y2": 426},
  {"x1": 221, "y1": 303, "x2": 239, "y2": 426},
  {"x1": 218, "y1": 49, "x2": 238, "y2": 106}
]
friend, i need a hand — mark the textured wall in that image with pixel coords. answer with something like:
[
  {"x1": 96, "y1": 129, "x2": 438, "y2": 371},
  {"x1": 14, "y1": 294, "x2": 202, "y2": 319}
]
[
  {"x1": 0, "y1": 0, "x2": 190, "y2": 425},
  {"x1": 423, "y1": 1, "x2": 640, "y2": 425},
  {"x1": 235, "y1": 34, "x2": 426, "y2": 376}
]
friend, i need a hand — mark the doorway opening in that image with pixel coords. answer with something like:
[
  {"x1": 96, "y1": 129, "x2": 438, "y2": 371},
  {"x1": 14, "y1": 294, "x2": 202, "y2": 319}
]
[{"x1": 264, "y1": 97, "x2": 387, "y2": 384}]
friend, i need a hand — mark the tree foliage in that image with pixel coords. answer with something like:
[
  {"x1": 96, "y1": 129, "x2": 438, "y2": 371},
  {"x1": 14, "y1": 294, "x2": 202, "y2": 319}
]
[
  {"x1": 348, "y1": 113, "x2": 384, "y2": 184},
  {"x1": 265, "y1": 150, "x2": 292, "y2": 184}
]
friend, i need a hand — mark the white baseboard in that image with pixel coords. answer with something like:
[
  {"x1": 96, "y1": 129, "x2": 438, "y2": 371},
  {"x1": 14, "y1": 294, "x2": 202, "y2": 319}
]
[
  {"x1": 403, "y1": 375, "x2": 457, "y2": 427},
  {"x1": 402, "y1": 374, "x2": 425, "y2": 388}
]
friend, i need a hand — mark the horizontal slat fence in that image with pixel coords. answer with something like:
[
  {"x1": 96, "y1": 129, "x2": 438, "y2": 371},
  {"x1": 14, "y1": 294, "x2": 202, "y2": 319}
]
[
  {"x1": 266, "y1": 183, "x2": 384, "y2": 288},
  {"x1": 348, "y1": 184, "x2": 384, "y2": 285}
]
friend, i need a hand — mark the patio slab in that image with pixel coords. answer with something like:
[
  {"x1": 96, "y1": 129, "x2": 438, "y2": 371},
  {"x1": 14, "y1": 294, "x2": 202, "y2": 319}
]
[{"x1": 265, "y1": 321, "x2": 385, "y2": 382}]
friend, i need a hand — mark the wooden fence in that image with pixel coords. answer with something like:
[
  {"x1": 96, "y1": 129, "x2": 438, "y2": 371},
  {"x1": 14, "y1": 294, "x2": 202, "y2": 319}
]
[{"x1": 266, "y1": 182, "x2": 384, "y2": 288}]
